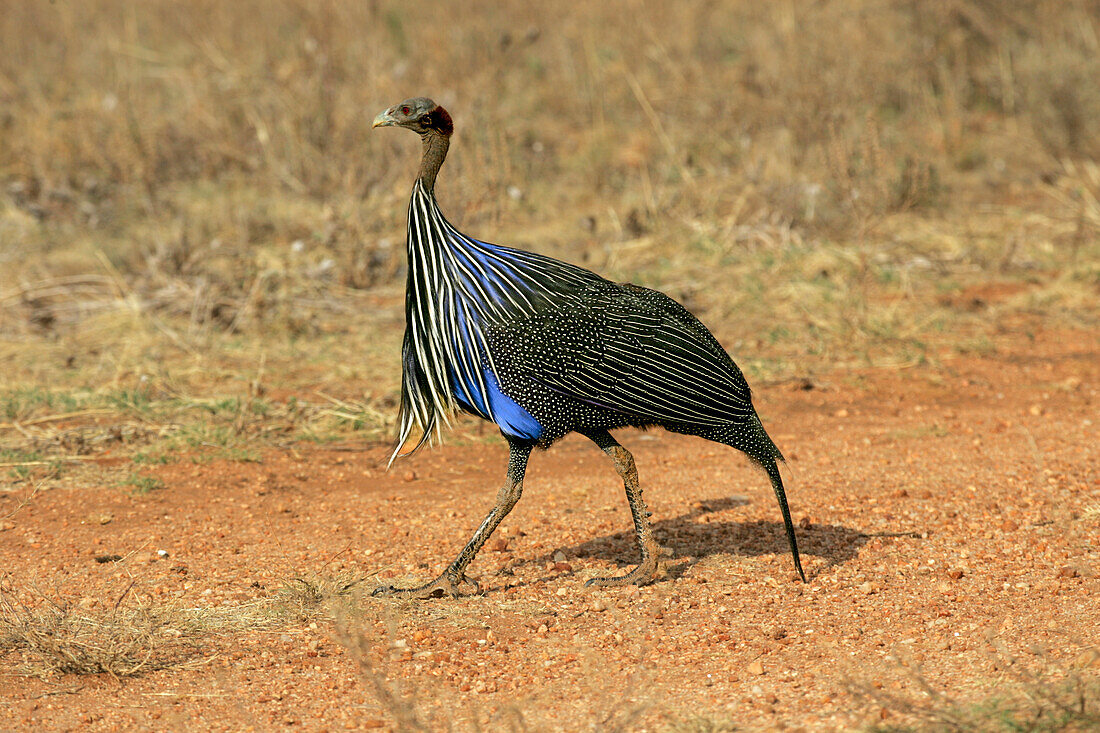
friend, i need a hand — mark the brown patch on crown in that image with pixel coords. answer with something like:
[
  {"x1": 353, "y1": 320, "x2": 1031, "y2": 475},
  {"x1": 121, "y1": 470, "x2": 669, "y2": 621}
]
[{"x1": 428, "y1": 106, "x2": 454, "y2": 136}]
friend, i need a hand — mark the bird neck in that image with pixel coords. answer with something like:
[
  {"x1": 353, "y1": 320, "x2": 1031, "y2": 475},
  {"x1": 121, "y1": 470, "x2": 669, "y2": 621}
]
[{"x1": 418, "y1": 130, "x2": 450, "y2": 193}]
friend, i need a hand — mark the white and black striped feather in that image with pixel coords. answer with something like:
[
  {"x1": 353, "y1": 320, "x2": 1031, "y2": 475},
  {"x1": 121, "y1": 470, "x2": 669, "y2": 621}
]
[{"x1": 394, "y1": 180, "x2": 756, "y2": 460}]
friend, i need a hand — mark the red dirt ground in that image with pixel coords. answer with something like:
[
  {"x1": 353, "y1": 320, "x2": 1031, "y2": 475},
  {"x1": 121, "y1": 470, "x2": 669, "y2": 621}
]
[{"x1": 1, "y1": 326, "x2": 1097, "y2": 731}]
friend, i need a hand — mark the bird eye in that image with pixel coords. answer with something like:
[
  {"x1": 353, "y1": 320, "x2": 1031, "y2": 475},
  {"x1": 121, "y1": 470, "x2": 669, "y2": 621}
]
[{"x1": 401, "y1": 106, "x2": 411, "y2": 115}]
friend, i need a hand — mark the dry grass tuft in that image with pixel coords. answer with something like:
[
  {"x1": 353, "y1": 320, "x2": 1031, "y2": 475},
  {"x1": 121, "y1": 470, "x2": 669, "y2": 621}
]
[
  {"x1": 0, "y1": 580, "x2": 209, "y2": 679},
  {"x1": 0, "y1": 573, "x2": 375, "y2": 679},
  {"x1": 270, "y1": 572, "x2": 366, "y2": 624}
]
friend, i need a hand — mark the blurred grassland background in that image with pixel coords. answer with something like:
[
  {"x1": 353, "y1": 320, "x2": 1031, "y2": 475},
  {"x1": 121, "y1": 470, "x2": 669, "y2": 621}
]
[{"x1": 1, "y1": 0, "x2": 1098, "y2": 470}]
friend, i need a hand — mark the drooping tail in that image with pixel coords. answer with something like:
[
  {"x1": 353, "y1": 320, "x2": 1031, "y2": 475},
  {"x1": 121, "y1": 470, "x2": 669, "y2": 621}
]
[
  {"x1": 734, "y1": 415, "x2": 806, "y2": 582},
  {"x1": 759, "y1": 454, "x2": 806, "y2": 582}
]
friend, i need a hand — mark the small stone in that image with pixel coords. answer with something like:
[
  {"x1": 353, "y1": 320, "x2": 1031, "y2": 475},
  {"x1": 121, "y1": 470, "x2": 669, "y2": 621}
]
[
  {"x1": 747, "y1": 660, "x2": 765, "y2": 676},
  {"x1": 1001, "y1": 520, "x2": 1018, "y2": 532},
  {"x1": 859, "y1": 582, "x2": 874, "y2": 595},
  {"x1": 403, "y1": 471, "x2": 417, "y2": 482},
  {"x1": 834, "y1": 409, "x2": 849, "y2": 418},
  {"x1": 1057, "y1": 566, "x2": 1079, "y2": 579},
  {"x1": 947, "y1": 570, "x2": 964, "y2": 580},
  {"x1": 553, "y1": 562, "x2": 572, "y2": 572},
  {"x1": 555, "y1": 587, "x2": 567, "y2": 597},
  {"x1": 591, "y1": 599, "x2": 609, "y2": 612},
  {"x1": 1028, "y1": 404, "x2": 1043, "y2": 416},
  {"x1": 0, "y1": 520, "x2": 15, "y2": 532},
  {"x1": 553, "y1": 550, "x2": 567, "y2": 562},
  {"x1": 491, "y1": 538, "x2": 509, "y2": 552}
]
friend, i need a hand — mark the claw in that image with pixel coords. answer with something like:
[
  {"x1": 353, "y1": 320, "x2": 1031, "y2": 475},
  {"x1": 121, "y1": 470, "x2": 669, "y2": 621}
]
[
  {"x1": 371, "y1": 573, "x2": 480, "y2": 600},
  {"x1": 584, "y1": 546, "x2": 671, "y2": 588}
]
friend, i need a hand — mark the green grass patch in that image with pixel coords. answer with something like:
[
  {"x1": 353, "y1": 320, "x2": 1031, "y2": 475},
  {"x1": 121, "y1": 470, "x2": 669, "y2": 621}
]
[
  {"x1": 1, "y1": 388, "x2": 83, "y2": 422},
  {"x1": 120, "y1": 473, "x2": 166, "y2": 494},
  {"x1": 131, "y1": 451, "x2": 171, "y2": 466}
]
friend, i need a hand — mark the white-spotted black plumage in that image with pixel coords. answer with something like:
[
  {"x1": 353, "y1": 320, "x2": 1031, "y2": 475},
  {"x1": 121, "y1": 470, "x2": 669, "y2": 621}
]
[
  {"x1": 398, "y1": 179, "x2": 765, "y2": 454},
  {"x1": 371, "y1": 97, "x2": 805, "y2": 597}
]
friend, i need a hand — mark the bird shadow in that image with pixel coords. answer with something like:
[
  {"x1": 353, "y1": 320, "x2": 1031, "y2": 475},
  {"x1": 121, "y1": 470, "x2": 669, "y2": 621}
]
[{"x1": 536, "y1": 496, "x2": 911, "y2": 583}]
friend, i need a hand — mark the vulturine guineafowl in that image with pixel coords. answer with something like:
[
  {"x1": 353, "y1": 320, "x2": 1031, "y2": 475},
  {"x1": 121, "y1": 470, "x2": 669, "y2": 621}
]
[{"x1": 371, "y1": 97, "x2": 805, "y2": 599}]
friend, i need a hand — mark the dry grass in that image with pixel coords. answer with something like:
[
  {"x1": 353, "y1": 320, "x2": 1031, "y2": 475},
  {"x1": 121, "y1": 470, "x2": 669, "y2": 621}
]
[
  {"x1": 867, "y1": 676, "x2": 1100, "y2": 732},
  {"x1": 0, "y1": 579, "x2": 214, "y2": 679},
  {"x1": 0, "y1": 380, "x2": 399, "y2": 484},
  {"x1": 0, "y1": 571, "x2": 660, "y2": 729},
  {"x1": 3, "y1": 1, "x2": 1097, "y2": 331},
  {"x1": 854, "y1": 645, "x2": 1100, "y2": 732},
  {"x1": 330, "y1": 610, "x2": 432, "y2": 733},
  {"x1": 1, "y1": 3, "x2": 1097, "y2": 465},
  {"x1": 0, "y1": 570, "x2": 376, "y2": 680},
  {"x1": 271, "y1": 572, "x2": 366, "y2": 624},
  {"x1": 661, "y1": 718, "x2": 739, "y2": 733},
  {"x1": 331, "y1": 602, "x2": 655, "y2": 733}
]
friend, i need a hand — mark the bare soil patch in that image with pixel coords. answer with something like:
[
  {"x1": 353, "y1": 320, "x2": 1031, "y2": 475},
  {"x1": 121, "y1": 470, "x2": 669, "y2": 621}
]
[{"x1": 1, "y1": 326, "x2": 1097, "y2": 731}]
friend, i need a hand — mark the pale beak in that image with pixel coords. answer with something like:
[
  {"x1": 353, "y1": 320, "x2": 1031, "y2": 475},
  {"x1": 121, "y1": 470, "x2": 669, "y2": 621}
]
[{"x1": 372, "y1": 109, "x2": 397, "y2": 128}]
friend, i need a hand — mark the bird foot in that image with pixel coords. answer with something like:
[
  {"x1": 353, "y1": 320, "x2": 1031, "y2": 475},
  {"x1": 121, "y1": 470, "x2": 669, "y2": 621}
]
[
  {"x1": 371, "y1": 573, "x2": 479, "y2": 600},
  {"x1": 585, "y1": 546, "x2": 673, "y2": 588}
]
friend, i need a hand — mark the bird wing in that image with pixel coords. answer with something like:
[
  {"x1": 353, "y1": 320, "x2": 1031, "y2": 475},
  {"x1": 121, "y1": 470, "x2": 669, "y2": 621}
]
[{"x1": 486, "y1": 283, "x2": 754, "y2": 427}]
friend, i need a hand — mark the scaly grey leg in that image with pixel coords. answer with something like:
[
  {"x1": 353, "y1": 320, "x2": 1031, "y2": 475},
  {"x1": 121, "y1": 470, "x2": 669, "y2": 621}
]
[
  {"x1": 373, "y1": 437, "x2": 533, "y2": 599},
  {"x1": 583, "y1": 430, "x2": 668, "y2": 587}
]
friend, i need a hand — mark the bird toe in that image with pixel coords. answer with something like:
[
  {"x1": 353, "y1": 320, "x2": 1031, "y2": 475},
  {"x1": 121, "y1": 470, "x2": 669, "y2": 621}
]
[
  {"x1": 369, "y1": 574, "x2": 480, "y2": 600},
  {"x1": 584, "y1": 559, "x2": 663, "y2": 588}
]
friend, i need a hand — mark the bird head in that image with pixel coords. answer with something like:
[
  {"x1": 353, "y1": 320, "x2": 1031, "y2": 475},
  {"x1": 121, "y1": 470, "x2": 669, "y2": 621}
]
[{"x1": 372, "y1": 97, "x2": 453, "y2": 137}]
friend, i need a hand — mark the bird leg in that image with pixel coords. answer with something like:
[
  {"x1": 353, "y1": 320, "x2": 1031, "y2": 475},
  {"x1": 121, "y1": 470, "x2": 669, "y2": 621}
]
[
  {"x1": 584, "y1": 431, "x2": 669, "y2": 587},
  {"x1": 372, "y1": 439, "x2": 532, "y2": 599}
]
